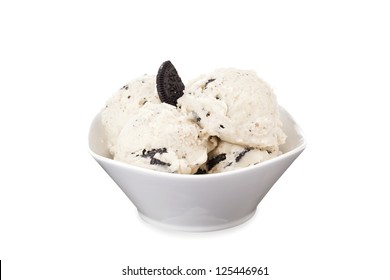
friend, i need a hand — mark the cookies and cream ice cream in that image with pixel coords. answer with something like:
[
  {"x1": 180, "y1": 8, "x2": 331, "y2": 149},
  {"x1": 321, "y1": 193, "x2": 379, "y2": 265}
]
[
  {"x1": 198, "y1": 141, "x2": 278, "y2": 174},
  {"x1": 178, "y1": 68, "x2": 286, "y2": 153},
  {"x1": 114, "y1": 103, "x2": 217, "y2": 174},
  {"x1": 100, "y1": 62, "x2": 286, "y2": 174},
  {"x1": 102, "y1": 75, "x2": 160, "y2": 154}
]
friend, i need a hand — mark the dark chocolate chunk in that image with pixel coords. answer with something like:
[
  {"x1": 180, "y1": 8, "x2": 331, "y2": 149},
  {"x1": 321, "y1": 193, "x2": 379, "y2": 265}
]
[
  {"x1": 141, "y1": 148, "x2": 168, "y2": 158},
  {"x1": 150, "y1": 158, "x2": 171, "y2": 166},
  {"x1": 235, "y1": 148, "x2": 253, "y2": 162},
  {"x1": 195, "y1": 168, "x2": 207, "y2": 175},
  {"x1": 156, "y1": 61, "x2": 184, "y2": 106},
  {"x1": 141, "y1": 148, "x2": 170, "y2": 166},
  {"x1": 207, "y1": 153, "x2": 226, "y2": 170},
  {"x1": 204, "y1": 78, "x2": 216, "y2": 90}
]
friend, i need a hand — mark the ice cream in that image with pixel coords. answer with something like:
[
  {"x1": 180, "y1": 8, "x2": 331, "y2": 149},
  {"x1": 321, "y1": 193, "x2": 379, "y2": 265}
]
[
  {"x1": 178, "y1": 68, "x2": 286, "y2": 153},
  {"x1": 101, "y1": 62, "x2": 286, "y2": 174},
  {"x1": 197, "y1": 141, "x2": 278, "y2": 174},
  {"x1": 101, "y1": 74, "x2": 160, "y2": 154},
  {"x1": 114, "y1": 102, "x2": 217, "y2": 174}
]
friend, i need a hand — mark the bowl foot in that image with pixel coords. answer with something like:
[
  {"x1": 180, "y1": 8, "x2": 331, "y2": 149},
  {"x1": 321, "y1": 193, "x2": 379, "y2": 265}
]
[{"x1": 138, "y1": 209, "x2": 257, "y2": 232}]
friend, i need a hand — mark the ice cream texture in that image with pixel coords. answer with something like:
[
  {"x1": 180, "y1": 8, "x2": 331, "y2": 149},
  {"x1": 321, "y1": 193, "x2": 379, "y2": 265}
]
[
  {"x1": 179, "y1": 68, "x2": 285, "y2": 152},
  {"x1": 114, "y1": 102, "x2": 216, "y2": 174},
  {"x1": 198, "y1": 141, "x2": 278, "y2": 174},
  {"x1": 101, "y1": 75, "x2": 160, "y2": 154},
  {"x1": 101, "y1": 64, "x2": 286, "y2": 174}
]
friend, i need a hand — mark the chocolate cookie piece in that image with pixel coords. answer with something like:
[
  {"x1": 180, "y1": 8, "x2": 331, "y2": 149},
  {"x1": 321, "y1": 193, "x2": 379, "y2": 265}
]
[
  {"x1": 207, "y1": 153, "x2": 227, "y2": 170},
  {"x1": 235, "y1": 147, "x2": 253, "y2": 162},
  {"x1": 156, "y1": 61, "x2": 185, "y2": 106},
  {"x1": 141, "y1": 148, "x2": 170, "y2": 166}
]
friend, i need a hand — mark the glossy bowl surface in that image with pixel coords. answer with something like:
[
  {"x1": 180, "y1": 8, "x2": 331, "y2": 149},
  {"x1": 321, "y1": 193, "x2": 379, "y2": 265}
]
[{"x1": 88, "y1": 107, "x2": 306, "y2": 231}]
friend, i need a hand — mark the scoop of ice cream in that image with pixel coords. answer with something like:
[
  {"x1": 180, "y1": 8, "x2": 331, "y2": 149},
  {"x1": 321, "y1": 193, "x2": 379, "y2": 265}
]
[
  {"x1": 114, "y1": 103, "x2": 217, "y2": 174},
  {"x1": 101, "y1": 64, "x2": 287, "y2": 175},
  {"x1": 198, "y1": 141, "x2": 278, "y2": 174},
  {"x1": 101, "y1": 75, "x2": 160, "y2": 155},
  {"x1": 178, "y1": 68, "x2": 286, "y2": 153}
]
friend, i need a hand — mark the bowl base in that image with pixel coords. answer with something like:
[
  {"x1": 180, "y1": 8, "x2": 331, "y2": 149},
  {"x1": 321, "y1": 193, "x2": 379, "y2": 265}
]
[{"x1": 138, "y1": 209, "x2": 257, "y2": 232}]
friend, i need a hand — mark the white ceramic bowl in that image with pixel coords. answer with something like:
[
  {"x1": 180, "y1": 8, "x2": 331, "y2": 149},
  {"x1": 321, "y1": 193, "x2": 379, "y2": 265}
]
[{"x1": 88, "y1": 107, "x2": 306, "y2": 232}]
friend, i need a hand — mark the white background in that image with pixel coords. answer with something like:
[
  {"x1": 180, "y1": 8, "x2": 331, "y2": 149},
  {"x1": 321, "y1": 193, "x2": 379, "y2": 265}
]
[{"x1": 1, "y1": 0, "x2": 389, "y2": 279}]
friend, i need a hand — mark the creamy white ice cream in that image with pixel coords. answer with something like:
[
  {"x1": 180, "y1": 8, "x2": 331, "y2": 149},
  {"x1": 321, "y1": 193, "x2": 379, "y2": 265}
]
[
  {"x1": 178, "y1": 68, "x2": 286, "y2": 153},
  {"x1": 101, "y1": 75, "x2": 160, "y2": 154},
  {"x1": 199, "y1": 141, "x2": 278, "y2": 174},
  {"x1": 114, "y1": 103, "x2": 216, "y2": 174},
  {"x1": 101, "y1": 67, "x2": 286, "y2": 174}
]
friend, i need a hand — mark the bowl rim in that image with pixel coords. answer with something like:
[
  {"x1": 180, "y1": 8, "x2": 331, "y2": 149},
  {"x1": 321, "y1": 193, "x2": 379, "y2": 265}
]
[{"x1": 88, "y1": 105, "x2": 306, "y2": 180}]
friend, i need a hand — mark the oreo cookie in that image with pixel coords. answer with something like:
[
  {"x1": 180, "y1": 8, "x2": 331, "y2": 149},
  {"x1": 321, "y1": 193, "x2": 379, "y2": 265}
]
[{"x1": 156, "y1": 61, "x2": 185, "y2": 106}]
